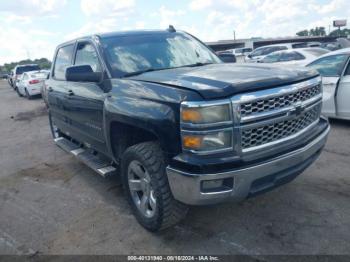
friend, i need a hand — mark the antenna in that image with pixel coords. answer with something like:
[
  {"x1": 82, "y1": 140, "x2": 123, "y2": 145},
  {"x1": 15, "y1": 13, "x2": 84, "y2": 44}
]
[{"x1": 168, "y1": 25, "x2": 176, "y2": 33}]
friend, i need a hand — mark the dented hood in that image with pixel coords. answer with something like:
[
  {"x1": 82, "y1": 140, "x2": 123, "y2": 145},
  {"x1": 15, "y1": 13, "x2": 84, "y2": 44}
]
[{"x1": 128, "y1": 63, "x2": 318, "y2": 99}]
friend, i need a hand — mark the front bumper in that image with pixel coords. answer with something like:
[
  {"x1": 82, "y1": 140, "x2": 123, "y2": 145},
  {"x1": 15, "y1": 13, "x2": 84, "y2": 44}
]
[{"x1": 166, "y1": 124, "x2": 330, "y2": 205}]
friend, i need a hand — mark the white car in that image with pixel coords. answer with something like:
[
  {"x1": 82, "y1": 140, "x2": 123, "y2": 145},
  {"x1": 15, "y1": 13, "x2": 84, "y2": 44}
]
[
  {"x1": 245, "y1": 43, "x2": 304, "y2": 63},
  {"x1": 260, "y1": 48, "x2": 329, "y2": 67},
  {"x1": 244, "y1": 42, "x2": 317, "y2": 63},
  {"x1": 16, "y1": 70, "x2": 49, "y2": 99},
  {"x1": 306, "y1": 47, "x2": 350, "y2": 120}
]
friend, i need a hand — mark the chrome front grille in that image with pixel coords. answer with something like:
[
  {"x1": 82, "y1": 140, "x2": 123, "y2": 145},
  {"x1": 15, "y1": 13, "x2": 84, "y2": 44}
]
[
  {"x1": 231, "y1": 77, "x2": 322, "y2": 154},
  {"x1": 240, "y1": 84, "x2": 321, "y2": 117},
  {"x1": 241, "y1": 104, "x2": 321, "y2": 149}
]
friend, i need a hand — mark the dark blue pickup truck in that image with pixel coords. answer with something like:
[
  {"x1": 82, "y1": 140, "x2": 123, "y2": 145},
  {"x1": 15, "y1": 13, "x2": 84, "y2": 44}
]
[{"x1": 46, "y1": 28, "x2": 330, "y2": 231}]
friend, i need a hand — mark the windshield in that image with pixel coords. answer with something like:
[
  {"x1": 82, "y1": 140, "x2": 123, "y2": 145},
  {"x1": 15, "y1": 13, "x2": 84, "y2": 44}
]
[
  {"x1": 16, "y1": 65, "x2": 40, "y2": 74},
  {"x1": 31, "y1": 72, "x2": 49, "y2": 79},
  {"x1": 101, "y1": 32, "x2": 221, "y2": 77}
]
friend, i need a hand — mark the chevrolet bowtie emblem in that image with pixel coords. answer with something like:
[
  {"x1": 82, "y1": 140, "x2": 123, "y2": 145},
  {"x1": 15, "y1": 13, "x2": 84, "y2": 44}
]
[{"x1": 291, "y1": 102, "x2": 305, "y2": 116}]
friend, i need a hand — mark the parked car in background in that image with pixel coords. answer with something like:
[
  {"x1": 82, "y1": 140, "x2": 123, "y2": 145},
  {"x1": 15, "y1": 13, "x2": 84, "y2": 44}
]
[
  {"x1": 260, "y1": 48, "x2": 329, "y2": 66},
  {"x1": 16, "y1": 70, "x2": 49, "y2": 99},
  {"x1": 12, "y1": 64, "x2": 40, "y2": 90},
  {"x1": 47, "y1": 29, "x2": 329, "y2": 231},
  {"x1": 245, "y1": 43, "x2": 306, "y2": 63},
  {"x1": 8, "y1": 70, "x2": 14, "y2": 87},
  {"x1": 216, "y1": 51, "x2": 236, "y2": 63},
  {"x1": 306, "y1": 42, "x2": 322, "y2": 47},
  {"x1": 0, "y1": 72, "x2": 9, "y2": 79},
  {"x1": 41, "y1": 71, "x2": 50, "y2": 107},
  {"x1": 306, "y1": 47, "x2": 350, "y2": 120},
  {"x1": 233, "y1": 47, "x2": 253, "y2": 56}
]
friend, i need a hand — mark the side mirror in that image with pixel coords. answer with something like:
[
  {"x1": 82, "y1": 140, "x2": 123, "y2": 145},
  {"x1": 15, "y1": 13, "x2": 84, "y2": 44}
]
[{"x1": 65, "y1": 65, "x2": 102, "y2": 82}]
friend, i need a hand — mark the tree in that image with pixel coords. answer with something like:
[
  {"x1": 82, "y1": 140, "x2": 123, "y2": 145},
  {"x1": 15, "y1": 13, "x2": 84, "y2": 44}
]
[
  {"x1": 296, "y1": 26, "x2": 326, "y2": 37},
  {"x1": 0, "y1": 58, "x2": 51, "y2": 73},
  {"x1": 296, "y1": 30, "x2": 309, "y2": 36},
  {"x1": 329, "y1": 28, "x2": 350, "y2": 37}
]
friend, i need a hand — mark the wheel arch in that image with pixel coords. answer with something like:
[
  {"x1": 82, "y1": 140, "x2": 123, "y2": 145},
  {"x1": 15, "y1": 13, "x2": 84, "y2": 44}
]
[{"x1": 109, "y1": 121, "x2": 161, "y2": 163}]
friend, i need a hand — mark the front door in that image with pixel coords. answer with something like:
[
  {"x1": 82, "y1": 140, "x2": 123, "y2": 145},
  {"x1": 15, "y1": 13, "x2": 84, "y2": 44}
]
[
  {"x1": 337, "y1": 63, "x2": 350, "y2": 119},
  {"x1": 65, "y1": 41, "x2": 107, "y2": 154},
  {"x1": 321, "y1": 76, "x2": 339, "y2": 118}
]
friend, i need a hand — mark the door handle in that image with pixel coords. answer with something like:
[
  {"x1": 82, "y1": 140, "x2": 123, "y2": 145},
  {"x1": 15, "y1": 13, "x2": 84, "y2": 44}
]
[
  {"x1": 68, "y1": 90, "x2": 75, "y2": 96},
  {"x1": 48, "y1": 86, "x2": 53, "y2": 92}
]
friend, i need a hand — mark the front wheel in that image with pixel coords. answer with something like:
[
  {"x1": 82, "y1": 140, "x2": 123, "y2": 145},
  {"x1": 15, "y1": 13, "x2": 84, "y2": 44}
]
[{"x1": 121, "y1": 142, "x2": 188, "y2": 231}]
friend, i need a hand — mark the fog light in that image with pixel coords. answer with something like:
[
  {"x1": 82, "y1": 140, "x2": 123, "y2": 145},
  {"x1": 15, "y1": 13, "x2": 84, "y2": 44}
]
[{"x1": 201, "y1": 178, "x2": 234, "y2": 193}]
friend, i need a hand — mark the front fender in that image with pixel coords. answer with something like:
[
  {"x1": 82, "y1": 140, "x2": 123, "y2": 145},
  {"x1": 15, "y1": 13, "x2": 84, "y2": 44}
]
[
  {"x1": 104, "y1": 95, "x2": 180, "y2": 155},
  {"x1": 102, "y1": 79, "x2": 203, "y2": 160}
]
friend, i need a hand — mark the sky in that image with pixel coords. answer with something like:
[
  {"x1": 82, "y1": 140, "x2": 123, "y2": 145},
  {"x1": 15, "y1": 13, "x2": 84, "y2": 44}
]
[{"x1": 0, "y1": 0, "x2": 349, "y2": 64}]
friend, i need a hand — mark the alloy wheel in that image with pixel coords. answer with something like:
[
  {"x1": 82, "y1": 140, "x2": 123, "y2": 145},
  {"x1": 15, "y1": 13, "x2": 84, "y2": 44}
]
[{"x1": 127, "y1": 160, "x2": 157, "y2": 218}]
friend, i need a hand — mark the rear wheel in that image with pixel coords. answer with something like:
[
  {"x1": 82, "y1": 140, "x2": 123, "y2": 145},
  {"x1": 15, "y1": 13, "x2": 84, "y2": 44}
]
[
  {"x1": 121, "y1": 141, "x2": 188, "y2": 231},
  {"x1": 25, "y1": 88, "x2": 31, "y2": 100},
  {"x1": 16, "y1": 87, "x2": 23, "y2": 97}
]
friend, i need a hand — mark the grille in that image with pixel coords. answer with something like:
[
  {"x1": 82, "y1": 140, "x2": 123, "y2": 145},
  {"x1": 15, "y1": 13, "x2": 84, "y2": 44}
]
[
  {"x1": 241, "y1": 104, "x2": 320, "y2": 150},
  {"x1": 240, "y1": 84, "x2": 321, "y2": 117}
]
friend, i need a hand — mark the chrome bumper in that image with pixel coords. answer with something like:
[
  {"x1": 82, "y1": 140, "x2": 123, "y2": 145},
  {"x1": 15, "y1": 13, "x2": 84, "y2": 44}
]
[{"x1": 166, "y1": 125, "x2": 330, "y2": 205}]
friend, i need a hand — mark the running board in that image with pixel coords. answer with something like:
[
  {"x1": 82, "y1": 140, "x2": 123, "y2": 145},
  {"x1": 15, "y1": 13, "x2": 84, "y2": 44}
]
[{"x1": 54, "y1": 137, "x2": 117, "y2": 177}]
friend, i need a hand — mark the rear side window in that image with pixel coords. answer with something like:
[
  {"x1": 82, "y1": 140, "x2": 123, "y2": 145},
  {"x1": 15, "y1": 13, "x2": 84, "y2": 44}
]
[
  {"x1": 75, "y1": 43, "x2": 102, "y2": 72},
  {"x1": 53, "y1": 44, "x2": 74, "y2": 80}
]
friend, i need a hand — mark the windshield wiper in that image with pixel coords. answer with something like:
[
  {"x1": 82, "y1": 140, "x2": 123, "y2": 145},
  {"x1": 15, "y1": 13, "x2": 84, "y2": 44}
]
[
  {"x1": 122, "y1": 66, "x2": 178, "y2": 77},
  {"x1": 122, "y1": 68, "x2": 157, "y2": 77},
  {"x1": 181, "y1": 62, "x2": 214, "y2": 68},
  {"x1": 122, "y1": 63, "x2": 214, "y2": 77}
]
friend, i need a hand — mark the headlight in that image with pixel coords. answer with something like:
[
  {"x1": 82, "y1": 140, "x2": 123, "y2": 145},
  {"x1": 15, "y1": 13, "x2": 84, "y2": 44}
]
[
  {"x1": 182, "y1": 130, "x2": 232, "y2": 152},
  {"x1": 180, "y1": 100, "x2": 233, "y2": 154},
  {"x1": 181, "y1": 102, "x2": 231, "y2": 125}
]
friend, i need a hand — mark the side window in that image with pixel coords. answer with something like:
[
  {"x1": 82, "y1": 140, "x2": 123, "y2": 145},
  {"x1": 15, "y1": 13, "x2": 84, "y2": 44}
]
[
  {"x1": 344, "y1": 62, "x2": 350, "y2": 76},
  {"x1": 53, "y1": 44, "x2": 74, "y2": 80},
  {"x1": 262, "y1": 53, "x2": 281, "y2": 63},
  {"x1": 307, "y1": 54, "x2": 349, "y2": 77},
  {"x1": 280, "y1": 52, "x2": 305, "y2": 62},
  {"x1": 293, "y1": 52, "x2": 305, "y2": 60},
  {"x1": 75, "y1": 43, "x2": 102, "y2": 72},
  {"x1": 276, "y1": 46, "x2": 288, "y2": 51}
]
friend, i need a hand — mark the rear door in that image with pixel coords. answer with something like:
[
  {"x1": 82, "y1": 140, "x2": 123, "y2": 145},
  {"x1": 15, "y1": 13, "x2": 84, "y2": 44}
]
[
  {"x1": 65, "y1": 40, "x2": 107, "y2": 153},
  {"x1": 47, "y1": 43, "x2": 75, "y2": 135}
]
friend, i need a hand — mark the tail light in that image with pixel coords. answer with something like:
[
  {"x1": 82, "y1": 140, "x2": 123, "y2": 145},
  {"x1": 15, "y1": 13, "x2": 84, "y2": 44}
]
[{"x1": 29, "y1": 79, "x2": 40, "y2": 84}]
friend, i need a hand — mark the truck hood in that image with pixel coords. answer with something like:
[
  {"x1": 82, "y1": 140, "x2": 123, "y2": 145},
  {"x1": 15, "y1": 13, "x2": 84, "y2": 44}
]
[{"x1": 128, "y1": 63, "x2": 318, "y2": 99}]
